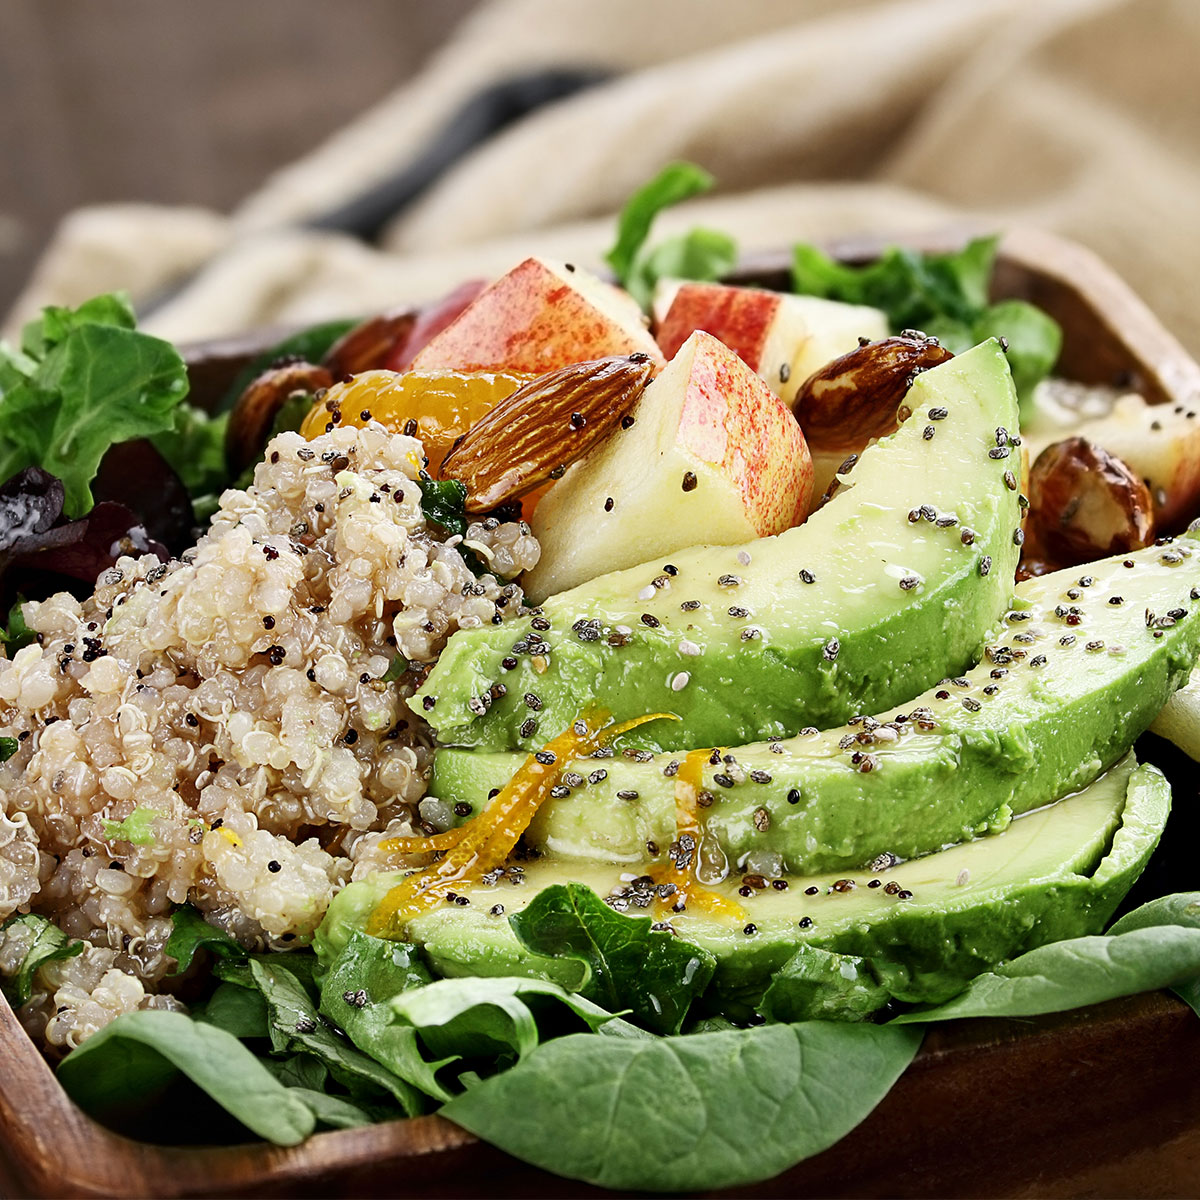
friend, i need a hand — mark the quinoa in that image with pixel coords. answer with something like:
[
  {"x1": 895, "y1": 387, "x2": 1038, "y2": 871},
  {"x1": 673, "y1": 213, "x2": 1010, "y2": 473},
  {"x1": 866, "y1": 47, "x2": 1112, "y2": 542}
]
[{"x1": 0, "y1": 422, "x2": 538, "y2": 1049}]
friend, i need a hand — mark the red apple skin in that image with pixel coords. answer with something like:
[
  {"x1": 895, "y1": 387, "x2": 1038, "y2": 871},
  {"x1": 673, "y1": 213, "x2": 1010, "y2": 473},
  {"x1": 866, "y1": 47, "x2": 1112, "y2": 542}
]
[
  {"x1": 656, "y1": 283, "x2": 780, "y2": 366},
  {"x1": 410, "y1": 258, "x2": 663, "y2": 374},
  {"x1": 678, "y1": 332, "x2": 813, "y2": 532},
  {"x1": 385, "y1": 279, "x2": 487, "y2": 371}
]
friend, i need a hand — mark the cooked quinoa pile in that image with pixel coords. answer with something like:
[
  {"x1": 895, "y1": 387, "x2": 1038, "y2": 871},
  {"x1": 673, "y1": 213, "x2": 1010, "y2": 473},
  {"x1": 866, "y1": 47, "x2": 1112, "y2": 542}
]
[{"x1": 0, "y1": 422, "x2": 538, "y2": 1051}]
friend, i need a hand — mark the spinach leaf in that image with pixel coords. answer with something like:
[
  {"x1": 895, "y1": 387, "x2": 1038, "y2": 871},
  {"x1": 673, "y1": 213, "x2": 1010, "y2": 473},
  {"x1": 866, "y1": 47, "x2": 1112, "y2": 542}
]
[
  {"x1": 443, "y1": 1021, "x2": 921, "y2": 1192},
  {"x1": 1108, "y1": 891, "x2": 1200, "y2": 1016},
  {"x1": 762, "y1": 942, "x2": 895, "y2": 1023},
  {"x1": 791, "y1": 236, "x2": 1062, "y2": 402},
  {"x1": 263, "y1": 1052, "x2": 329, "y2": 1091},
  {"x1": 57, "y1": 1009, "x2": 316, "y2": 1146},
  {"x1": 100, "y1": 806, "x2": 158, "y2": 846},
  {"x1": 891, "y1": 924, "x2": 1200, "y2": 1024},
  {"x1": 215, "y1": 949, "x2": 322, "y2": 1000},
  {"x1": 0, "y1": 736, "x2": 16, "y2": 763},
  {"x1": 605, "y1": 161, "x2": 735, "y2": 309},
  {"x1": 0, "y1": 913, "x2": 83, "y2": 1003},
  {"x1": 508, "y1": 882, "x2": 715, "y2": 1034},
  {"x1": 390, "y1": 975, "x2": 616, "y2": 1068},
  {"x1": 197, "y1": 980, "x2": 269, "y2": 1039},
  {"x1": 164, "y1": 905, "x2": 247, "y2": 975},
  {"x1": 419, "y1": 477, "x2": 469, "y2": 536},
  {"x1": 286, "y1": 1087, "x2": 380, "y2": 1130},
  {"x1": 319, "y1": 930, "x2": 450, "y2": 1103},
  {"x1": 0, "y1": 318, "x2": 190, "y2": 516},
  {"x1": 1, "y1": 599, "x2": 35, "y2": 652},
  {"x1": 247, "y1": 957, "x2": 422, "y2": 1115}
]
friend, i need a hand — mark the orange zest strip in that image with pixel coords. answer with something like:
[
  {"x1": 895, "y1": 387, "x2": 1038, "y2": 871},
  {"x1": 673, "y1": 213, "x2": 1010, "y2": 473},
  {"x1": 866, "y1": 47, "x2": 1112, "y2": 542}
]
[
  {"x1": 650, "y1": 749, "x2": 746, "y2": 921},
  {"x1": 367, "y1": 709, "x2": 677, "y2": 938},
  {"x1": 378, "y1": 827, "x2": 471, "y2": 855}
]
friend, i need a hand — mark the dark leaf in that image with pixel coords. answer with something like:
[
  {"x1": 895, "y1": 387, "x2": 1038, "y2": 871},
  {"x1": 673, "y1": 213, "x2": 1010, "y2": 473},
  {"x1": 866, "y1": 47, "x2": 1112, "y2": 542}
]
[
  {"x1": 508, "y1": 882, "x2": 715, "y2": 1035},
  {"x1": 164, "y1": 905, "x2": 247, "y2": 976},
  {"x1": 57, "y1": 1010, "x2": 315, "y2": 1146}
]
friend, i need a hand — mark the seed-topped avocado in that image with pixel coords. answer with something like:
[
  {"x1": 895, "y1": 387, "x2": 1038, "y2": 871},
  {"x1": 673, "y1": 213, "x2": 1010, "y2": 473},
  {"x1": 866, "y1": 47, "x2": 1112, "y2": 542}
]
[
  {"x1": 414, "y1": 341, "x2": 1022, "y2": 752},
  {"x1": 317, "y1": 754, "x2": 1168, "y2": 1013},
  {"x1": 430, "y1": 537, "x2": 1200, "y2": 874}
]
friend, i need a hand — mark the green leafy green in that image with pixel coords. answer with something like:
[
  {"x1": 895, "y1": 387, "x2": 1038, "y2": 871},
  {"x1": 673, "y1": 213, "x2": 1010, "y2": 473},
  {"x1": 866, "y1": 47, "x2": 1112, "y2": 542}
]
[
  {"x1": 1108, "y1": 892, "x2": 1200, "y2": 1015},
  {"x1": 418, "y1": 477, "x2": 469, "y2": 536},
  {"x1": 164, "y1": 905, "x2": 247, "y2": 975},
  {"x1": 381, "y1": 655, "x2": 408, "y2": 683},
  {"x1": 390, "y1": 975, "x2": 616, "y2": 1068},
  {"x1": 0, "y1": 913, "x2": 83, "y2": 1003},
  {"x1": 443, "y1": 1021, "x2": 921, "y2": 1192},
  {"x1": 605, "y1": 161, "x2": 736, "y2": 309},
  {"x1": 508, "y1": 883, "x2": 715, "y2": 1035},
  {"x1": 892, "y1": 924, "x2": 1200, "y2": 1025},
  {"x1": 319, "y1": 930, "x2": 450, "y2": 1103},
  {"x1": 791, "y1": 236, "x2": 1062, "y2": 403},
  {"x1": 151, "y1": 403, "x2": 229, "y2": 499},
  {"x1": 248, "y1": 957, "x2": 422, "y2": 1115},
  {"x1": 1, "y1": 600, "x2": 36, "y2": 653},
  {"x1": 197, "y1": 981, "x2": 269, "y2": 1039},
  {"x1": 101, "y1": 806, "x2": 159, "y2": 847},
  {"x1": 761, "y1": 942, "x2": 896, "y2": 1023},
  {"x1": 218, "y1": 318, "x2": 357, "y2": 413},
  {"x1": 0, "y1": 306, "x2": 190, "y2": 515},
  {"x1": 57, "y1": 1010, "x2": 316, "y2": 1146},
  {"x1": 0, "y1": 737, "x2": 17, "y2": 763},
  {"x1": 21, "y1": 292, "x2": 137, "y2": 357}
]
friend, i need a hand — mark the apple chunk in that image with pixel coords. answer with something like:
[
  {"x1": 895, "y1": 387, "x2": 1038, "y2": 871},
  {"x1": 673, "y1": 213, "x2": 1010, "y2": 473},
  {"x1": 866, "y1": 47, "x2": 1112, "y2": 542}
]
[
  {"x1": 524, "y1": 331, "x2": 814, "y2": 599},
  {"x1": 410, "y1": 257, "x2": 663, "y2": 374},
  {"x1": 654, "y1": 281, "x2": 886, "y2": 406}
]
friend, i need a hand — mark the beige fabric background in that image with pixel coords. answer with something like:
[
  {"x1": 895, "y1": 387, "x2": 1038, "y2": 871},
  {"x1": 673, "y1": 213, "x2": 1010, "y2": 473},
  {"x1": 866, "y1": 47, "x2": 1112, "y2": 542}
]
[{"x1": 5, "y1": 0, "x2": 1198, "y2": 356}]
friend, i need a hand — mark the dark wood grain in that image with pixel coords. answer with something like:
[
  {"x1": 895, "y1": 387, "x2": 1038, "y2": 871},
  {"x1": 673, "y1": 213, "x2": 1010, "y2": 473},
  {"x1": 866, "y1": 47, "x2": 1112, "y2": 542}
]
[{"x1": 2, "y1": 228, "x2": 1199, "y2": 1198}]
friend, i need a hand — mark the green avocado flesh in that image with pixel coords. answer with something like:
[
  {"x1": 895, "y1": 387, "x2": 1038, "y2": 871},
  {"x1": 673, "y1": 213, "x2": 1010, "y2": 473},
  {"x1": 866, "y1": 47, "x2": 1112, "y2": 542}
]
[
  {"x1": 415, "y1": 341, "x2": 1022, "y2": 752},
  {"x1": 430, "y1": 538, "x2": 1200, "y2": 874},
  {"x1": 315, "y1": 754, "x2": 1168, "y2": 1010}
]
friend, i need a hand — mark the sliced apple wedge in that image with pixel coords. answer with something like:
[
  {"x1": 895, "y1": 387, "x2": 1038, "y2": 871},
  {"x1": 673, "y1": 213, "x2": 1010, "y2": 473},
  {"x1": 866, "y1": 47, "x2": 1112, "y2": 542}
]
[
  {"x1": 410, "y1": 257, "x2": 663, "y2": 374},
  {"x1": 1027, "y1": 393, "x2": 1200, "y2": 528},
  {"x1": 654, "y1": 281, "x2": 886, "y2": 406},
  {"x1": 524, "y1": 331, "x2": 813, "y2": 599}
]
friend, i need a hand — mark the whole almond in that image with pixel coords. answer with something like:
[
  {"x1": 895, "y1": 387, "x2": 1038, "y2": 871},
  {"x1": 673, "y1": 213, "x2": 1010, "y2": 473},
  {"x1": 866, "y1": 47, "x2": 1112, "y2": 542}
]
[
  {"x1": 1028, "y1": 436, "x2": 1155, "y2": 567},
  {"x1": 442, "y1": 354, "x2": 656, "y2": 512},
  {"x1": 794, "y1": 334, "x2": 953, "y2": 452},
  {"x1": 323, "y1": 309, "x2": 416, "y2": 380},
  {"x1": 226, "y1": 361, "x2": 334, "y2": 473}
]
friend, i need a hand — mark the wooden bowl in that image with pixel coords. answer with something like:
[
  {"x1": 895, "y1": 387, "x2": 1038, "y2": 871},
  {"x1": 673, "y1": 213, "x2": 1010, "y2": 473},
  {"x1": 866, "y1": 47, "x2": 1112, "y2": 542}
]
[{"x1": 3, "y1": 228, "x2": 1200, "y2": 1199}]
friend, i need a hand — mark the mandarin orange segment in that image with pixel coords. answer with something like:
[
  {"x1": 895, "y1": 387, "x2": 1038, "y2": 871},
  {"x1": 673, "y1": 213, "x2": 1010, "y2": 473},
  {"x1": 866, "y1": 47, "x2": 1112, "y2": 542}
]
[{"x1": 300, "y1": 368, "x2": 530, "y2": 474}]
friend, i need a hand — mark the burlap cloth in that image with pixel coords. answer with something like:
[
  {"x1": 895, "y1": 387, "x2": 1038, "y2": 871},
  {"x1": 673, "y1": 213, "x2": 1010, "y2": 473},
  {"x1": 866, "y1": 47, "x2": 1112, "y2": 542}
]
[{"x1": 5, "y1": 0, "x2": 1198, "y2": 357}]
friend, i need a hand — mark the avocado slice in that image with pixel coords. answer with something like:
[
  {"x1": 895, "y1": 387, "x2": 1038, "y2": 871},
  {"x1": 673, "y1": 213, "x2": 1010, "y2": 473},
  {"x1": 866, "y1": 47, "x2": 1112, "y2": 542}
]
[
  {"x1": 415, "y1": 340, "x2": 1022, "y2": 752},
  {"x1": 315, "y1": 754, "x2": 1168, "y2": 1012},
  {"x1": 431, "y1": 537, "x2": 1200, "y2": 874}
]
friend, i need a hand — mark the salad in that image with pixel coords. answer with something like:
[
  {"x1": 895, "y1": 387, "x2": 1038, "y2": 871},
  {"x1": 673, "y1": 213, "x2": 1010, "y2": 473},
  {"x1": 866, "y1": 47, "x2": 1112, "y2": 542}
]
[{"x1": 1, "y1": 163, "x2": 1200, "y2": 1193}]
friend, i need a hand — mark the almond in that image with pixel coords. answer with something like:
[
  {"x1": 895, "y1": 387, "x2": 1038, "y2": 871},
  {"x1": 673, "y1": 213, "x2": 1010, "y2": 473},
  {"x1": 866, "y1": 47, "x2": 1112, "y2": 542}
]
[
  {"x1": 794, "y1": 334, "x2": 953, "y2": 453},
  {"x1": 1027, "y1": 436, "x2": 1155, "y2": 568},
  {"x1": 322, "y1": 310, "x2": 416, "y2": 380},
  {"x1": 226, "y1": 361, "x2": 334, "y2": 473},
  {"x1": 442, "y1": 354, "x2": 656, "y2": 512}
]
